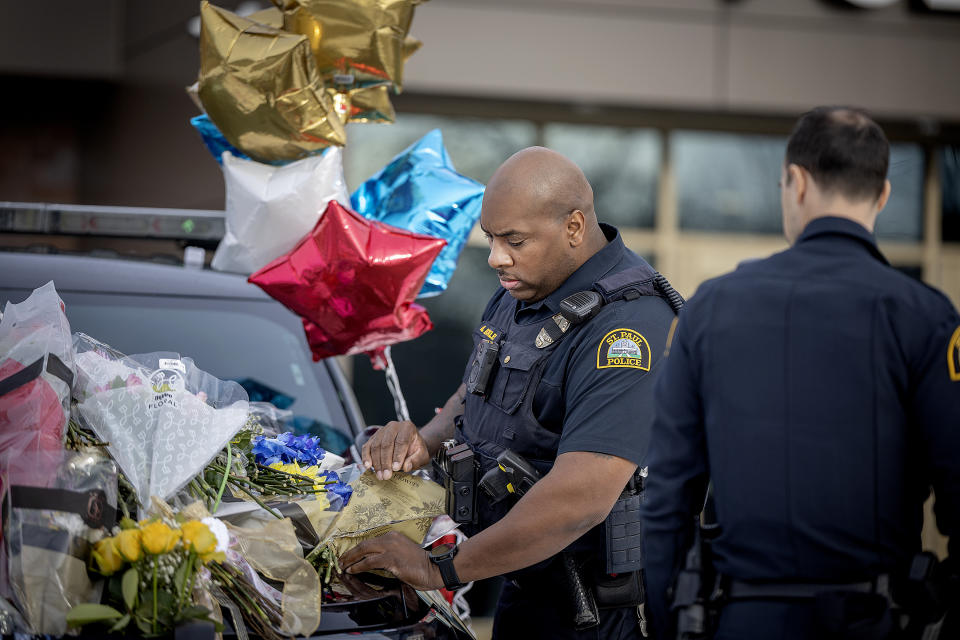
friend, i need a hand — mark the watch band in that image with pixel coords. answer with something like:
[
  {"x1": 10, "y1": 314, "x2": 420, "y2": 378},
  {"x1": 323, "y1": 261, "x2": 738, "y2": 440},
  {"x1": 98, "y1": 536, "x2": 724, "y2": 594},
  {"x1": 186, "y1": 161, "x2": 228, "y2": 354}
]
[{"x1": 429, "y1": 546, "x2": 466, "y2": 590}]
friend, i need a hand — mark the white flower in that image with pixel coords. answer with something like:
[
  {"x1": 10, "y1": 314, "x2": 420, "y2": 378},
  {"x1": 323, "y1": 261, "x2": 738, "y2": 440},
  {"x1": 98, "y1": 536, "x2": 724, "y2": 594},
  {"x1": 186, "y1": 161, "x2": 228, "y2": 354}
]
[{"x1": 202, "y1": 517, "x2": 229, "y2": 553}]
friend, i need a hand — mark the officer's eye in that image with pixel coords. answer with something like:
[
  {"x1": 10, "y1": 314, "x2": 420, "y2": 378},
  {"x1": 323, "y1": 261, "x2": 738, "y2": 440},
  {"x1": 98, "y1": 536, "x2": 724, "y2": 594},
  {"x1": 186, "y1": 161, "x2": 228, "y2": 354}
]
[{"x1": 508, "y1": 239, "x2": 525, "y2": 248}]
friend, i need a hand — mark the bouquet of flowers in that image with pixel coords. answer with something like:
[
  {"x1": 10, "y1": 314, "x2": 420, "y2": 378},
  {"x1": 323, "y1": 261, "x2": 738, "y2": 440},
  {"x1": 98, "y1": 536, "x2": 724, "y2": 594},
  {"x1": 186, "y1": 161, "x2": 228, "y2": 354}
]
[
  {"x1": 1, "y1": 447, "x2": 117, "y2": 635},
  {"x1": 66, "y1": 515, "x2": 227, "y2": 636},
  {"x1": 0, "y1": 282, "x2": 75, "y2": 470},
  {"x1": 187, "y1": 427, "x2": 353, "y2": 518},
  {"x1": 71, "y1": 333, "x2": 249, "y2": 510}
]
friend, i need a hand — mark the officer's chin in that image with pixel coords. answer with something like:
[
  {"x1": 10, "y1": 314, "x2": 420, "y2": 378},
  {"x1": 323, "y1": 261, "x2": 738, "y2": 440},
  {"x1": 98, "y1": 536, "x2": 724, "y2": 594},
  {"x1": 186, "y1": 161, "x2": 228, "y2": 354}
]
[{"x1": 510, "y1": 288, "x2": 546, "y2": 303}]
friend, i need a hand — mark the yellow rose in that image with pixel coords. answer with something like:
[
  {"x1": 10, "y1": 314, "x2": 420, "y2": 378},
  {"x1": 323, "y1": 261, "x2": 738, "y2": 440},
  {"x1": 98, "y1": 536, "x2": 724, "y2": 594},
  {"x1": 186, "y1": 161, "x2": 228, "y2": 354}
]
[
  {"x1": 115, "y1": 529, "x2": 142, "y2": 562},
  {"x1": 140, "y1": 521, "x2": 181, "y2": 555},
  {"x1": 92, "y1": 537, "x2": 124, "y2": 575},
  {"x1": 180, "y1": 521, "x2": 217, "y2": 557}
]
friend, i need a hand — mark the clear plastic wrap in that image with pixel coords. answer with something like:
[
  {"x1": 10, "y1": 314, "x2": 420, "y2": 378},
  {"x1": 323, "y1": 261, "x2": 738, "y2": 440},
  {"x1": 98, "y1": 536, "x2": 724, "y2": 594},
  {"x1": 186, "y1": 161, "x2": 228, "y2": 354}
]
[
  {"x1": 0, "y1": 281, "x2": 75, "y2": 471},
  {"x1": 71, "y1": 333, "x2": 249, "y2": 508},
  {"x1": 1, "y1": 448, "x2": 117, "y2": 635}
]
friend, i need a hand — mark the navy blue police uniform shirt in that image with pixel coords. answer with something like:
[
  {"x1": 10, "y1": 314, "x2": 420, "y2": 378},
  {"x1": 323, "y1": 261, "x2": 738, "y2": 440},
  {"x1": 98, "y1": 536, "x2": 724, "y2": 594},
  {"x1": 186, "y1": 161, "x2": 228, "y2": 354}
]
[
  {"x1": 470, "y1": 223, "x2": 676, "y2": 469},
  {"x1": 640, "y1": 216, "x2": 960, "y2": 637}
]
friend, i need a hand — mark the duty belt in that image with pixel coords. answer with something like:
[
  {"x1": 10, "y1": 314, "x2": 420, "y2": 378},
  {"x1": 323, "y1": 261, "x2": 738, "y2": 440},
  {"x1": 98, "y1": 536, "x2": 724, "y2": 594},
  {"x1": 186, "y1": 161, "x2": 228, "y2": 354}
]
[{"x1": 725, "y1": 578, "x2": 880, "y2": 601}]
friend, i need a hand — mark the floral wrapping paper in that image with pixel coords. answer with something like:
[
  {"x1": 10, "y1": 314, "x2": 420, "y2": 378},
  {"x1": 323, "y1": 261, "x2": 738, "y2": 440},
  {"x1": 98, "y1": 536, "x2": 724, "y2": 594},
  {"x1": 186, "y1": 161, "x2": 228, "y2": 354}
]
[{"x1": 72, "y1": 335, "x2": 248, "y2": 508}]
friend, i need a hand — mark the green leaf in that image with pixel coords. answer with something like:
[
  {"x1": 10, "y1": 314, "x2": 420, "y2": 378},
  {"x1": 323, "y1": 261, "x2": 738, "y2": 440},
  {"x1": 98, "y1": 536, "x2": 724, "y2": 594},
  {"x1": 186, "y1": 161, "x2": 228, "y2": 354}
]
[
  {"x1": 173, "y1": 558, "x2": 190, "y2": 595},
  {"x1": 66, "y1": 603, "x2": 124, "y2": 627},
  {"x1": 119, "y1": 516, "x2": 138, "y2": 530},
  {"x1": 106, "y1": 574, "x2": 124, "y2": 604},
  {"x1": 156, "y1": 589, "x2": 175, "y2": 610},
  {"x1": 134, "y1": 614, "x2": 152, "y2": 635},
  {"x1": 122, "y1": 568, "x2": 139, "y2": 611},
  {"x1": 109, "y1": 614, "x2": 131, "y2": 632}
]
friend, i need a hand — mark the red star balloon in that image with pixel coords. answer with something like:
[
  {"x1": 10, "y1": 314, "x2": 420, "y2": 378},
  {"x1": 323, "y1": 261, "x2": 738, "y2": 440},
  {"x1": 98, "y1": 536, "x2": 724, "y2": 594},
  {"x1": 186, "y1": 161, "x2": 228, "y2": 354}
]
[{"x1": 249, "y1": 200, "x2": 445, "y2": 360}]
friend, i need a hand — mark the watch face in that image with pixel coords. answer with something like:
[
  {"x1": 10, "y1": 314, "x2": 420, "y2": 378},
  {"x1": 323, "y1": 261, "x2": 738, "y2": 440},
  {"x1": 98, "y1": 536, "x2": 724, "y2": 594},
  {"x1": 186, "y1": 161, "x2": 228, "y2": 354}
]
[{"x1": 430, "y1": 543, "x2": 454, "y2": 557}]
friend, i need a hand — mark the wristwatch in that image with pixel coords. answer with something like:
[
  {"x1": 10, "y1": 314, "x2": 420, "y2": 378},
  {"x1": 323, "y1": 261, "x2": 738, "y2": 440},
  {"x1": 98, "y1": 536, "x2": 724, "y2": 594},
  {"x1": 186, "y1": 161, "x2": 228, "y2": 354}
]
[{"x1": 428, "y1": 542, "x2": 466, "y2": 590}]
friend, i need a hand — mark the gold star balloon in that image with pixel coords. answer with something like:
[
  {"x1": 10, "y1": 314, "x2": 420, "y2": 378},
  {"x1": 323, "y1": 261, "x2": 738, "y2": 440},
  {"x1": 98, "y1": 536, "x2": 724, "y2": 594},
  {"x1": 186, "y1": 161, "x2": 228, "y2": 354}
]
[
  {"x1": 241, "y1": 4, "x2": 407, "y2": 124},
  {"x1": 198, "y1": 1, "x2": 346, "y2": 164},
  {"x1": 271, "y1": 0, "x2": 426, "y2": 91}
]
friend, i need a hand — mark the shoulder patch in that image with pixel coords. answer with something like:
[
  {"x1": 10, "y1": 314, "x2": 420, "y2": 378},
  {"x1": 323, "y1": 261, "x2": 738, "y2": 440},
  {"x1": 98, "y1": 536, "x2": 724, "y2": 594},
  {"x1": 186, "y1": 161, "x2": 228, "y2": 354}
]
[
  {"x1": 597, "y1": 328, "x2": 651, "y2": 371},
  {"x1": 949, "y1": 325, "x2": 960, "y2": 382}
]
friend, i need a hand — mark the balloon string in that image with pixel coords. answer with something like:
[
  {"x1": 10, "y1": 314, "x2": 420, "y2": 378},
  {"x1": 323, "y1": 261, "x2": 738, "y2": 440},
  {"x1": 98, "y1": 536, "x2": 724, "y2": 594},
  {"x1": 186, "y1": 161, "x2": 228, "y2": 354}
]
[{"x1": 383, "y1": 346, "x2": 410, "y2": 422}]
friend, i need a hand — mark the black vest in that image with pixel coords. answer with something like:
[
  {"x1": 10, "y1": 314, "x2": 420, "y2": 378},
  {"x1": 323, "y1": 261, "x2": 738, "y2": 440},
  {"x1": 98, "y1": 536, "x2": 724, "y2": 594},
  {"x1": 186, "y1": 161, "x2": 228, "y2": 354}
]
[{"x1": 457, "y1": 262, "x2": 675, "y2": 568}]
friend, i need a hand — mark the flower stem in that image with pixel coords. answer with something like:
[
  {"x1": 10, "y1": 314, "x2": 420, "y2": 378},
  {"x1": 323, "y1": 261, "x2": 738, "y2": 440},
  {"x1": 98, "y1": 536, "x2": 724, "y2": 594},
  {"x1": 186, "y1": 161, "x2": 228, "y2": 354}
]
[
  {"x1": 212, "y1": 441, "x2": 232, "y2": 514},
  {"x1": 180, "y1": 552, "x2": 197, "y2": 611},
  {"x1": 232, "y1": 483, "x2": 282, "y2": 519},
  {"x1": 152, "y1": 557, "x2": 158, "y2": 634},
  {"x1": 177, "y1": 551, "x2": 195, "y2": 610}
]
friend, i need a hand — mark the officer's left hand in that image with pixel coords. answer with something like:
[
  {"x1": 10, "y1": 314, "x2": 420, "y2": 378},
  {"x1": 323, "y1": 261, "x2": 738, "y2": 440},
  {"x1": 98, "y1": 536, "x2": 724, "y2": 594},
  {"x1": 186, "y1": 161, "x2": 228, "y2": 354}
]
[{"x1": 338, "y1": 531, "x2": 444, "y2": 591}]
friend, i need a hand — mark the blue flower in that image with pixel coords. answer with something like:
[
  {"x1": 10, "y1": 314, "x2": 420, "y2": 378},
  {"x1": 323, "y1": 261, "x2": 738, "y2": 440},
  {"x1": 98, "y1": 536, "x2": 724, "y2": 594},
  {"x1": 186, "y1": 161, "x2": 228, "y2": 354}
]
[
  {"x1": 252, "y1": 432, "x2": 327, "y2": 466},
  {"x1": 251, "y1": 435, "x2": 296, "y2": 466},
  {"x1": 319, "y1": 471, "x2": 352, "y2": 506}
]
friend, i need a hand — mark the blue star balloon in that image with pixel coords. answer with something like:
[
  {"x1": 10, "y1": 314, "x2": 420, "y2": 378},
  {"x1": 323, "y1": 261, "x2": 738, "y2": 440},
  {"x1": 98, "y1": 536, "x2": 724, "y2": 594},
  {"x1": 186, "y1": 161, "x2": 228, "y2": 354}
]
[
  {"x1": 190, "y1": 114, "x2": 250, "y2": 164},
  {"x1": 351, "y1": 129, "x2": 485, "y2": 298}
]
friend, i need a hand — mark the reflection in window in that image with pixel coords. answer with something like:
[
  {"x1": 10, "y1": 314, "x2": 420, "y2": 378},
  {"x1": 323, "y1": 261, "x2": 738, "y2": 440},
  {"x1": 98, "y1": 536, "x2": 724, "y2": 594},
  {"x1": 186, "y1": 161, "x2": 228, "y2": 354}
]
[
  {"x1": 875, "y1": 144, "x2": 923, "y2": 241},
  {"x1": 673, "y1": 133, "x2": 925, "y2": 240},
  {"x1": 543, "y1": 125, "x2": 661, "y2": 228},
  {"x1": 942, "y1": 146, "x2": 960, "y2": 243},
  {"x1": 343, "y1": 115, "x2": 538, "y2": 189},
  {"x1": 673, "y1": 131, "x2": 786, "y2": 234}
]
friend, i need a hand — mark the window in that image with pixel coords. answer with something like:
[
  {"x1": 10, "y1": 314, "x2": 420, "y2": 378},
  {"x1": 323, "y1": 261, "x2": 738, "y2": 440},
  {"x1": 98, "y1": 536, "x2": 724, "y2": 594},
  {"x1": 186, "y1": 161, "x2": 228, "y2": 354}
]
[
  {"x1": 543, "y1": 124, "x2": 661, "y2": 228},
  {"x1": 875, "y1": 144, "x2": 924, "y2": 241},
  {"x1": 58, "y1": 295, "x2": 352, "y2": 446},
  {"x1": 672, "y1": 132, "x2": 925, "y2": 239},
  {"x1": 942, "y1": 146, "x2": 960, "y2": 243},
  {"x1": 672, "y1": 131, "x2": 786, "y2": 234},
  {"x1": 344, "y1": 115, "x2": 537, "y2": 188}
]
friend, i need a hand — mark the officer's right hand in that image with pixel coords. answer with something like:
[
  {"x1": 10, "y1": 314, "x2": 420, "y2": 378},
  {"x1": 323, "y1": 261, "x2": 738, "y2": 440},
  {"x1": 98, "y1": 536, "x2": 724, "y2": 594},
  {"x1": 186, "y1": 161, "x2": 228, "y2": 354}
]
[{"x1": 361, "y1": 420, "x2": 430, "y2": 481}]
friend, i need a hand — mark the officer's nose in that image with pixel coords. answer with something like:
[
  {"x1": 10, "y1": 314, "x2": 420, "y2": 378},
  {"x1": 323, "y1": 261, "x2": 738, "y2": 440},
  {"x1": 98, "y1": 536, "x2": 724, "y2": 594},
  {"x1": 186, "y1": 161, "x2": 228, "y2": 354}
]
[{"x1": 488, "y1": 240, "x2": 512, "y2": 270}]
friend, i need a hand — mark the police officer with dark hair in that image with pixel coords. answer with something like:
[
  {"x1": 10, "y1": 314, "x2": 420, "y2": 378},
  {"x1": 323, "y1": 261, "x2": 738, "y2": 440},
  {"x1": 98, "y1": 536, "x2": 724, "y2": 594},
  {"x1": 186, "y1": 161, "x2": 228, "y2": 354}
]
[
  {"x1": 641, "y1": 106, "x2": 960, "y2": 639},
  {"x1": 339, "y1": 147, "x2": 680, "y2": 639}
]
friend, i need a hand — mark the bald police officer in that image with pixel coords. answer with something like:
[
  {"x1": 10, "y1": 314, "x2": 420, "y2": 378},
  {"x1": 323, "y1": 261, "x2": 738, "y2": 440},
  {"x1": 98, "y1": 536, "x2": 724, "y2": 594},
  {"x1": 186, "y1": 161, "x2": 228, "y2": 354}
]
[
  {"x1": 340, "y1": 147, "x2": 679, "y2": 639},
  {"x1": 641, "y1": 107, "x2": 960, "y2": 639}
]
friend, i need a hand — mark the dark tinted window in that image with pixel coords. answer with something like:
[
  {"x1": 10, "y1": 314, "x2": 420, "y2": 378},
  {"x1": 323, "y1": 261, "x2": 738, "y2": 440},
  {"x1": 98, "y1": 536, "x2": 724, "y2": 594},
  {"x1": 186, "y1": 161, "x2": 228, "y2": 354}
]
[
  {"x1": 673, "y1": 131, "x2": 924, "y2": 240},
  {"x1": 943, "y1": 146, "x2": 960, "y2": 243},
  {"x1": 344, "y1": 115, "x2": 537, "y2": 187},
  {"x1": 543, "y1": 124, "x2": 661, "y2": 228},
  {"x1": 0, "y1": 288, "x2": 355, "y2": 448}
]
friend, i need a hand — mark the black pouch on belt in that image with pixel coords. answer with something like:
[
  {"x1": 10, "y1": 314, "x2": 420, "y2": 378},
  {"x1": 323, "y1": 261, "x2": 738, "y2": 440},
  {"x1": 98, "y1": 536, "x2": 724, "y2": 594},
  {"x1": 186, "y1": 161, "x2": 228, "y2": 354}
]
[{"x1": 593, "y1": 570, "x2": 645, "y2": 609}]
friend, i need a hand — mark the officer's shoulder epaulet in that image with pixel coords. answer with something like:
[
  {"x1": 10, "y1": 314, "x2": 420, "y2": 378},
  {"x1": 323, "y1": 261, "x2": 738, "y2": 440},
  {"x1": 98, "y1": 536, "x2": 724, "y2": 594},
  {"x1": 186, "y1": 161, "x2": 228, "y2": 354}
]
[{"x1": 593, "y1": 265, "x2": 658, "y2": 304}]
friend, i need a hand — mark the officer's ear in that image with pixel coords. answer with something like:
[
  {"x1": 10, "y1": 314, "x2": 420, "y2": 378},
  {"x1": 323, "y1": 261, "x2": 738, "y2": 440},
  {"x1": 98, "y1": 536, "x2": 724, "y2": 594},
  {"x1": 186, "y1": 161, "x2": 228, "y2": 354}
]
[
  {"x1": 874, "y1": 179, "x2": 892, "y2": 213},
  {"x1": 566, "y1": 209, "x2": 585, "y2": 247},
  {"x1": 786, "y1": 164, "x2": 808, "y2": 205}
]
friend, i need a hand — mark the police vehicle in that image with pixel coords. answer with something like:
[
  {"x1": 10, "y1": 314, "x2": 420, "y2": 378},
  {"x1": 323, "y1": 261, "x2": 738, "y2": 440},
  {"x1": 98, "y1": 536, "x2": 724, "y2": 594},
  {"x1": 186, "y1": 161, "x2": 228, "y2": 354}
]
[{"x1": 0, "y1": 201, "x2": 472, "y2": 640}]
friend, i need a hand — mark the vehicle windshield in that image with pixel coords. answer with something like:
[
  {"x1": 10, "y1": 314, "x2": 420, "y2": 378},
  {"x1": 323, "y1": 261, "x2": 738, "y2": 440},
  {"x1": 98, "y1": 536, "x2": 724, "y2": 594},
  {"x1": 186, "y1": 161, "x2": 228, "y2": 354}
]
[{"x1": 51, "y1": 292, "x2": 355, "y2": 455}]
